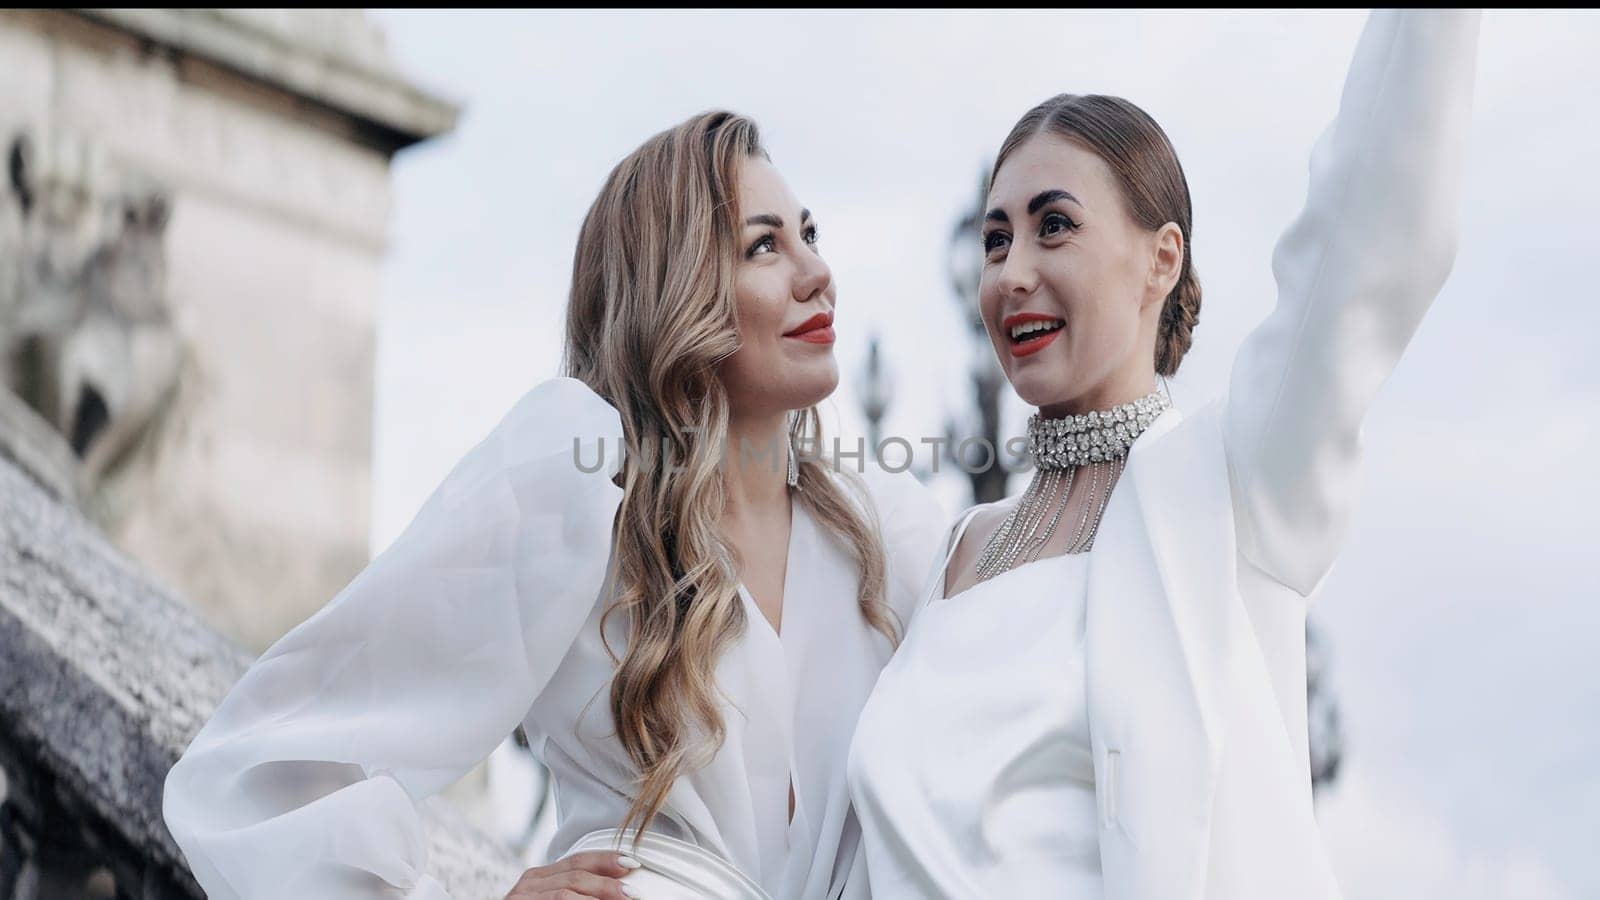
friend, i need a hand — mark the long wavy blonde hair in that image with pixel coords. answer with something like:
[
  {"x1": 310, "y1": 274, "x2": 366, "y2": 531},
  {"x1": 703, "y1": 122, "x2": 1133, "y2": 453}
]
[{"x1": 562, "y1": 111, "x2": 893, "y2": 838}]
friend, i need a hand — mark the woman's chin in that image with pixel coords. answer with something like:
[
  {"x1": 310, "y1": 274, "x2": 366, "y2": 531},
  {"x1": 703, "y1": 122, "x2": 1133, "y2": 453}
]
[
  {"x1": 781, "y1": 365, "x2": 839, "y2": 411},
  {"x1": 1007, "y1": 369, "x2": 1074, "y2": 410}
]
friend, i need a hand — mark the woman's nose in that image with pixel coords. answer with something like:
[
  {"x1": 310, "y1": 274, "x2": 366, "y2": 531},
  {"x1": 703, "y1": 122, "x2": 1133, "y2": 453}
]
[
  {"x1": 794, "y1": 251, "x2": 832, "y2": 302},
  {"x1": 995, "y1": 247, "x2": 1038, "y2": 298}
]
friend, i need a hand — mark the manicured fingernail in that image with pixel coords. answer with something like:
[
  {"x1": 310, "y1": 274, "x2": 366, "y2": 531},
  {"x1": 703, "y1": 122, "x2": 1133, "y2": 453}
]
[
  {"x1": 621, "y1": 884, "x2": 642, "y2": 899},
  {"x1": 617, "y1": 854, "x2": 642, "y2": 870}
]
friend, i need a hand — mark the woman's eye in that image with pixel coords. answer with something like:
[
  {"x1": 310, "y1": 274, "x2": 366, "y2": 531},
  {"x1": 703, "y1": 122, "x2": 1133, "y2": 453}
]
[
  {"x1": 983, "y1": 230, "x2": 1010, "y2": 255},
  {"x1": 1040, "y1": 212, "x2": 1081, "y2": 237},
  {"x1": 747, "y1": 234, "x2": 775, "y2": 257},
  {"x1": 803, "y1": 225, "x2": 820, "y2": 246}
]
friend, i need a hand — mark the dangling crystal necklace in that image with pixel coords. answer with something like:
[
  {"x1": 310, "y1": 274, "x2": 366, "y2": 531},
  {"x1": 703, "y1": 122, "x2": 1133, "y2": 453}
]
[{"x1": 972, "y1": 391, "x2": 1170, "y2": 582}]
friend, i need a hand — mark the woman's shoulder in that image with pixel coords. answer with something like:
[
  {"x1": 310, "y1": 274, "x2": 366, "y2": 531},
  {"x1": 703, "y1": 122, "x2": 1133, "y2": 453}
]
[
  {"x1": 498, "y1": 376, "x2": 624, "y2": 461},
  {"x1": 946, "y1": 497, "x2": 1012, "y2": 556},
  {"x1": 850, "y1": 464, "x2": 947, "y2": 524},
  {"x1": 957, "y1": 497, "x2": 1012, "y2": 525},
  {"x1": 475, "y1": 376, "x2": 623, "y2": 480},
  {"x1": 825, "y1": 463, "x2": 953, "y2": 598},
  {"x1": 407, "y1": 376, "x2": 624, "y2": 540}
]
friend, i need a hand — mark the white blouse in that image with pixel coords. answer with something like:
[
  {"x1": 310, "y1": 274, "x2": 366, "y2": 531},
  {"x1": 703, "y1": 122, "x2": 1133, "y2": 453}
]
[
  {"x1": 162, "y1": 377, "x2": 948, "y2": 900},
  {"x1": 848, "y1": 507, "x2": 1102, "y2": 899}
]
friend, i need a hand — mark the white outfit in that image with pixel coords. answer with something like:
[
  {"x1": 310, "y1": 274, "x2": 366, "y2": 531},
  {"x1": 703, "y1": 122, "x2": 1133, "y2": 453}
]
[
  {"x1": 849, "y1": 510, "x2": 1101, "y2": 898},
  {"x1": 162, "y1": 377, "x2": 948, "y2": 900},
  {"x1": 847, "y1": 9, "x2": 1480, "y2": 900},
  {"x1": 565, "y1": 829, "x2": 773, "y2": 900}
]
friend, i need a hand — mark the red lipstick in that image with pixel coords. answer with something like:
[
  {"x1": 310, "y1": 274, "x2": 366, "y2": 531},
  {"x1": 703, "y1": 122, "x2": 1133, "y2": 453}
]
[
  {"x1": 784, "y1": 311, "x2": 835, "y2": 344},
  {"x1": 1001, "y1": 312, "x2": 1065, "y2": 358}
]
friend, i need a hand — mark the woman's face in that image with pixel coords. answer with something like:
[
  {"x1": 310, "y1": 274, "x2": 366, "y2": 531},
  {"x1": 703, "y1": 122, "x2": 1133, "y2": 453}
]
[
  {"x1": 720, "y1": 155, "x2": 839, "y2": 420},
  {"x1": 979, "y1": 133, "x2": 1180, "y2": 415}
]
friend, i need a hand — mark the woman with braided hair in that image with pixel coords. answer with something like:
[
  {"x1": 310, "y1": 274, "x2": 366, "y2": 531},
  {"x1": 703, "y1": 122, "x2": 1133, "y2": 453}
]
[{"x1": 847, "y1": 10, "x2": 1481, "y2": 899}]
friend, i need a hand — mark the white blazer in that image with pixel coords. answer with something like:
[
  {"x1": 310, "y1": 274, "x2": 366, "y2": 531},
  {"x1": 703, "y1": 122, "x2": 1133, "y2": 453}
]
[{"x1": 1078, "y1": 10, "x2": 1479, "y2": 900}]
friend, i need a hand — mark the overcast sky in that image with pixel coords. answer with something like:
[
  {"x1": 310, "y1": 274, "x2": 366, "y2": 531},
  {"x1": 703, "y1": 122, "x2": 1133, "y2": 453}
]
[{"x1": 367, "y1": 10, "x2": 1598, "y2": 898}]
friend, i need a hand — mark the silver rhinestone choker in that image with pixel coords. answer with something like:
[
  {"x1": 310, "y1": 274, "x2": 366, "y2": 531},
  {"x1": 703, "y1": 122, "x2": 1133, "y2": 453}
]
[
  {"x1": 968, "y1": 389, "x2": 1171, "y2": 582},
  {"x1": 1025, "y1": 390, "x2": 1171, "y2": 470}
]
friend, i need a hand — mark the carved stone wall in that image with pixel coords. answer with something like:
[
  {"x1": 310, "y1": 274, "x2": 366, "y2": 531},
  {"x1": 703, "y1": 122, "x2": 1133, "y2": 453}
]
[
  {"x1": 0, "y1": 423, "x2": 521, "y2": 899},
  {"x1": 0, "y1": 9, "x2": 456, "y2": 653},
  {"x1": 1, "y1": 128, "x2": 179, "y2": 495}
]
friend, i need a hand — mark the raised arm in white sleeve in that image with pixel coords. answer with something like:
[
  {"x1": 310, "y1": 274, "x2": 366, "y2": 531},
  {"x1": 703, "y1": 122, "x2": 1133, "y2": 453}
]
[
  {"x1": 1225, "y1": 9, "x2": 1482, "y2": 596},
  {"x1": 163, "y1": 377, "x2": 625, "y2": 899}
]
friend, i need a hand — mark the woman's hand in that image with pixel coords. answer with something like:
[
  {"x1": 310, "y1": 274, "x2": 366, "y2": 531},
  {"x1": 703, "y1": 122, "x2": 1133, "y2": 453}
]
[{"x1": 503, "y1": 850, "x2": 643, "y2": 899}]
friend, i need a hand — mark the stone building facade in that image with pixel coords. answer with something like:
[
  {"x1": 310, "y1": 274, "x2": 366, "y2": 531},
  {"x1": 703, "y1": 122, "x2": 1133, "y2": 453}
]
[{"x1": 0, "y1": 9, "x2": 456, "y2": 651}]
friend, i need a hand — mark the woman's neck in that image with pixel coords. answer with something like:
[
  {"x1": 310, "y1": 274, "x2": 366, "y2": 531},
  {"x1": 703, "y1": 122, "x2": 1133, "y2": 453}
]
[
  {"x1": 1038, "y1": 369, "x2": 1159, "y2": 419},
  {"x1": 722, "y1": 410, "x2": 791, "y2": 517}
]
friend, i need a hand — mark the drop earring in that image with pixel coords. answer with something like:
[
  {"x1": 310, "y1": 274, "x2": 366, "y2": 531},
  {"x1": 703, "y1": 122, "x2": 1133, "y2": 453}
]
[{"x1": 786, "y1": 430, "x2": 800, "y2": 490}]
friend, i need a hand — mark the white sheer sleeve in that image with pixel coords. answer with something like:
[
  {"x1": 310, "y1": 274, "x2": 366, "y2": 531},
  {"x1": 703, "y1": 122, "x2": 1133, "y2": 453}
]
[
  {"x1": 857, "y1": 465, "x2": 951, "y2": 629},
  {"x1": 1224, "y1": 9, "x2": 1481, "y2": 596},
  {"x1": 163, "y1": 377, "x2": 625, "y2": 899}
]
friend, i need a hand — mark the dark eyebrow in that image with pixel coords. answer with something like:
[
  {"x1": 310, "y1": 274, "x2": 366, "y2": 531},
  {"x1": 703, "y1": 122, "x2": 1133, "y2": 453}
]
[
  {"x1": 745, "y1": 213, "x2": 783, "y2": 228},
  {"x1": 986, "y1": 189, "x2": 1084, "y2": 224},
  {"x1": 800, "y1": 208, "x2": 812, "y2": 224},
  {"x1": 1028, "y1": 189, "x2": 1082, "y2": 215}
]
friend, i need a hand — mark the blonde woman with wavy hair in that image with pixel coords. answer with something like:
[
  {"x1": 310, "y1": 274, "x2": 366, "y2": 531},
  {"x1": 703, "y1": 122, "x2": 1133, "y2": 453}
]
[{"x1": 164, "y1": 111, "x2": 946, "y2": 900}]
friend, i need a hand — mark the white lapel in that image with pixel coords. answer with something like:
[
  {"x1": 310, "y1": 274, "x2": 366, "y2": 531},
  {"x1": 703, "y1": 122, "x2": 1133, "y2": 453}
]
[{"x1": 1084, "y1": 402, "x2": 1236, "y2": 900}]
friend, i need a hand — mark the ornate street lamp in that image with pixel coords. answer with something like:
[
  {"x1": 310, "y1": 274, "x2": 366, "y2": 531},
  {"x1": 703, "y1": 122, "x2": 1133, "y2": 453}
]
[
  {"x1": 946, "y1": 164, "x2": 1009, "y2": 504},
  {"x1": 859, "y1": 334, "x2": 892, "y2": 454},
  {"x1": 1307, "y1": 622, "x2": 1344, "y2": 795}
]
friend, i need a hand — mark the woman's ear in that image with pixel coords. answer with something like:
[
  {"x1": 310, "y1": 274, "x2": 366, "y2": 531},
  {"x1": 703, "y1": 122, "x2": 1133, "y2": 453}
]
[{"x1": 1145, "y1": 222, "x2": 1184, "y2": 309}]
